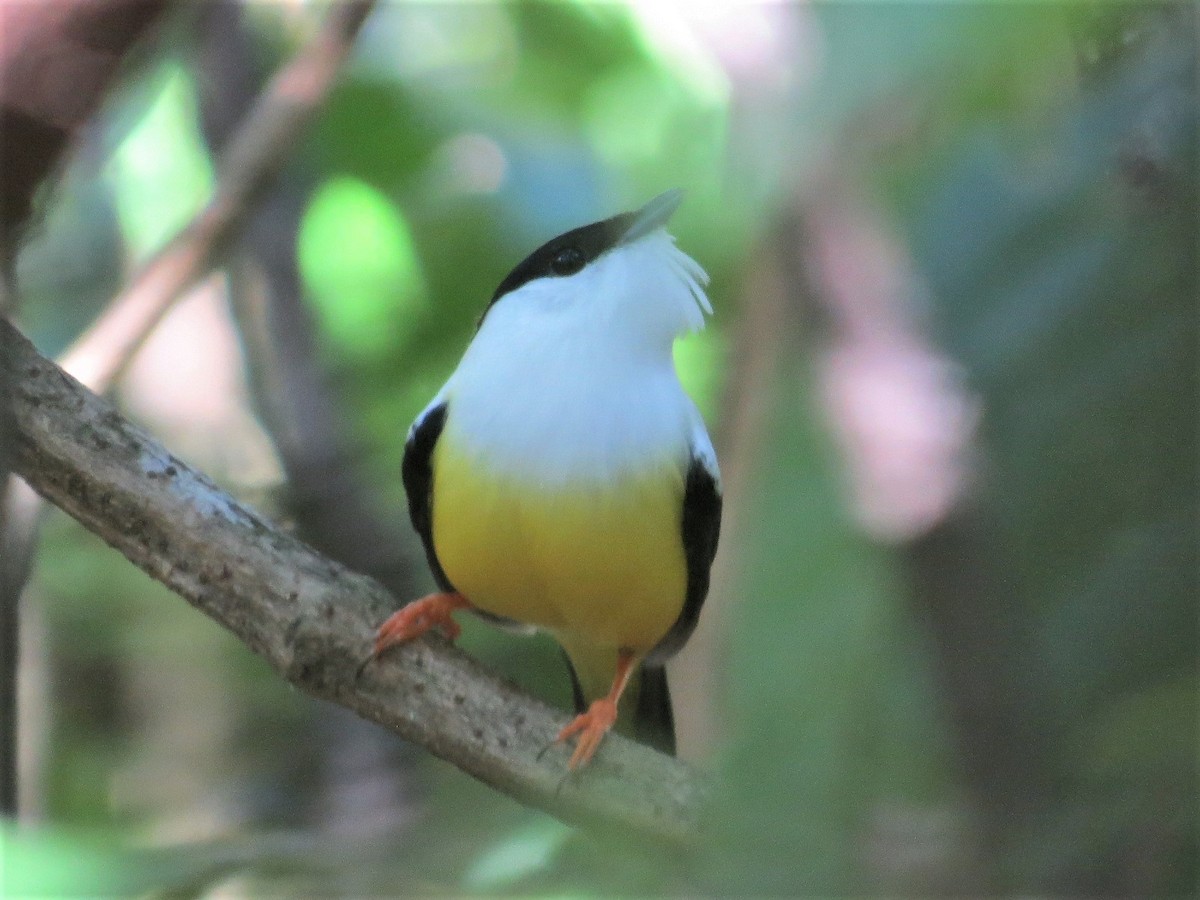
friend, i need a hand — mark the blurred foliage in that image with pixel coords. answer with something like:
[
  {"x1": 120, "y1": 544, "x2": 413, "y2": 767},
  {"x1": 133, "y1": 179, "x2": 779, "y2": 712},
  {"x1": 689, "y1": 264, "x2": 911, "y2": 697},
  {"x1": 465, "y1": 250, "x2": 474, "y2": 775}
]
[
  {"x1": 10, "y1": 1, "x2": 1196, "y2": 896},
  {"x1": 106, "y1": 61, "x2": 215, "y2": 259},
  {"x1": 2, "y1": 825, "x2": 144, "y2": 896},
  {"x1": 297, "y1": 174, "x2": 428, "y2": 362}
]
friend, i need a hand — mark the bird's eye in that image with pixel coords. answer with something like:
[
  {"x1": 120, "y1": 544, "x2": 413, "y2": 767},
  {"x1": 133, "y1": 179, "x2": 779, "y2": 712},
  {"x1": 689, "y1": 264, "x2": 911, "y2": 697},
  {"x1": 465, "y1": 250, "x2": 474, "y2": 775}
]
[{"x1": 550, "y1": 246, "x2": 585, "y2": 276}]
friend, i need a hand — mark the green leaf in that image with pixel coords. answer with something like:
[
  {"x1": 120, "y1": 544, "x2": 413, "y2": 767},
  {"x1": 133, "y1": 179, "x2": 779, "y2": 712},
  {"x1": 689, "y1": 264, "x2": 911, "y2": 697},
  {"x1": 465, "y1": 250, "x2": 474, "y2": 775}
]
[
  {"x1": 462, "y1": 817, "x2": 574, "y2": 892},
  {"x1": 298, "y1": 176, "x2": 428, "y2": 361}
]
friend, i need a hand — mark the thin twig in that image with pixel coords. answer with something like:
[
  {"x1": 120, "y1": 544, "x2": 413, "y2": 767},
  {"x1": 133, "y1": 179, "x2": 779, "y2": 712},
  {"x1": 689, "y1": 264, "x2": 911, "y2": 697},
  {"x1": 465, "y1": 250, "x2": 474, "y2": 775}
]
[
  {"x1": 7, "y1": 319, "x2": 707, "y2": 843},
  {"x1": 193, "y1": 0, "x2": 422, "y2": 604},
  {"x1": 59, "y1": 0, "x2": 377, "y2": 393}
]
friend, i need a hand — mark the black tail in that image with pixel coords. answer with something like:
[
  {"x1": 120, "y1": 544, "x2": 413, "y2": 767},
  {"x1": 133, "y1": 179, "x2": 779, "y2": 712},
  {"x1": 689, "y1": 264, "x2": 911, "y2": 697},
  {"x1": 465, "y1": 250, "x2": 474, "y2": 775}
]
[
  {"x1": 562, "y1": 653, "x2": 676, "y2": 756},
  {"x1": 633, "y1": 663, "x2": 676, "y2": 756}
]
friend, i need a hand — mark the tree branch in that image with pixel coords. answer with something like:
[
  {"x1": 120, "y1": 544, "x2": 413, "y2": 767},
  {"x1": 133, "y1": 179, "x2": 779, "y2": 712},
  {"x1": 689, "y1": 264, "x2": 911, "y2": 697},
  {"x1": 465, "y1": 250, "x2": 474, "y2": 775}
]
[{"x1": 6, "y1": 318, "x2": 707, "y2": 843}]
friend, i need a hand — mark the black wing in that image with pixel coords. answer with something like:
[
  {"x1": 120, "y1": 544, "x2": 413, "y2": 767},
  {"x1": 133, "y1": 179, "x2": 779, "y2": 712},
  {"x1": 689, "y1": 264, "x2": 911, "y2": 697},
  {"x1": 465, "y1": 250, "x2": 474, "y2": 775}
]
[
  {"x1": 402, "y1": 402, "x2": 455, "y2": 593},
  {"x1": 647, "y1": 451, "x2": 722, "y2": 664},
  {"x1": 402, "y1": 402, "x2": 527, "y2": 630},
  {"x1": 632, "y1": 663, "x2": 677, "y2": 756}
]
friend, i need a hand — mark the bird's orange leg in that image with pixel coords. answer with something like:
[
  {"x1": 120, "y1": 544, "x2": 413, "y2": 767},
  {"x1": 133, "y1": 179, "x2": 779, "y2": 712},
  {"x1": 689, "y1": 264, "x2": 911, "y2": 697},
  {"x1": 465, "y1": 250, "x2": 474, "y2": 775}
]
[
  {"x1": 373, "y1": 592, "x2": 470, "y2": 656},
  {"x1": 555, "y1": 650, "x2": 638, "y2": 770}
]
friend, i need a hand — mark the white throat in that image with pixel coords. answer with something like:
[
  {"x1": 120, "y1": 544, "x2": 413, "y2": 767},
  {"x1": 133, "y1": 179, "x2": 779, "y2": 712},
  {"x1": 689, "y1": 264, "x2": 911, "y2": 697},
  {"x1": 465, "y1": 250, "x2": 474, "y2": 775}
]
[{"x1": 437, "y1": 228, "x2": 712, "y2": 486}]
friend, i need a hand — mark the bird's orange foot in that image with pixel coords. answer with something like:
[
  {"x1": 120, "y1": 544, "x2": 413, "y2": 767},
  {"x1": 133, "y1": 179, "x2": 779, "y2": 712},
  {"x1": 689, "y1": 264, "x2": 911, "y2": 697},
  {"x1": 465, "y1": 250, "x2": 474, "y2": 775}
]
[
  {"x1": 555, "y1": 698, "x2": 618, "y2": 770},
  {"x1": 373, "y1": 592, "x2": 469, "y2": 656}
]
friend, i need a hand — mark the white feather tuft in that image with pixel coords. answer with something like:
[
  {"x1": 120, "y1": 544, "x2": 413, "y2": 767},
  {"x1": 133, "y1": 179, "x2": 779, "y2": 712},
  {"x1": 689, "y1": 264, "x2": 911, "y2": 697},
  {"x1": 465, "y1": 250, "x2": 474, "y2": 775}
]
[{"x1": 615, "y1": 229, "x2": 712, "y2": 338}]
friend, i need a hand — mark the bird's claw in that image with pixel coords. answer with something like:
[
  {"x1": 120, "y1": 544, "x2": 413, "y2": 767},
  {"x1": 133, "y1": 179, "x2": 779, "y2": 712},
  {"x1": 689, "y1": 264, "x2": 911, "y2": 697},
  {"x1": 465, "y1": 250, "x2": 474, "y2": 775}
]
[
  {"x1": 372, "y1": 592, "x2": 468, "y2": 657},
  {"x1": 555, "y1": 698, "x2": 618, "y2": 770}
]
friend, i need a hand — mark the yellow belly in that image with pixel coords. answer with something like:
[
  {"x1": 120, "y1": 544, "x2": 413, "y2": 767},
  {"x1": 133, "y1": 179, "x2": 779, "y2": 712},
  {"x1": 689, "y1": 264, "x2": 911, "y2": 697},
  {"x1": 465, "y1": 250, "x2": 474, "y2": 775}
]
[{"x1": 431, "y1": 438, "x2": 687, "y2": 655}]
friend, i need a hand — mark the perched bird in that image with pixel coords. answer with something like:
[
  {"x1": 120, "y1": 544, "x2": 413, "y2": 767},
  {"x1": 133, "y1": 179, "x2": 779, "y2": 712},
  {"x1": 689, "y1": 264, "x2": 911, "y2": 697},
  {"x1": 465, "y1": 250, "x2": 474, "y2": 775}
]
[{"x1": 372, "y1": 190, "x2": 721, "y2": 769}]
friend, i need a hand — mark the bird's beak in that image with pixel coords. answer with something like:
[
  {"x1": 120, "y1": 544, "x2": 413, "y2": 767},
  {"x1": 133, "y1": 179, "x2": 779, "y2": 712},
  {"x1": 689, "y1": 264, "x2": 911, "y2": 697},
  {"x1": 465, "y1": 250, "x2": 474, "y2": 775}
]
[{"x1": 619, "y1": 189, "x2": 684, "y2": 245}]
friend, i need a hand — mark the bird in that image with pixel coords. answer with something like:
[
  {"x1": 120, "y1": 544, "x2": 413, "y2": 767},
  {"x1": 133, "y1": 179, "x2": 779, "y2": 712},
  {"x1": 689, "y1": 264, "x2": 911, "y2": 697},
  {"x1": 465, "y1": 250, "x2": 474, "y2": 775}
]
[{"x1": 371, "y1": 189, "x2": 721, "y2": 769}]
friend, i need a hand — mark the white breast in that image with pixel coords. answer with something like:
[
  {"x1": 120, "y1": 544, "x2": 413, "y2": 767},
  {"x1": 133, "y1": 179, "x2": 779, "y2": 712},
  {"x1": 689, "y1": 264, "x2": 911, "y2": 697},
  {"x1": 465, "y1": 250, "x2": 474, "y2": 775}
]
[
  {"x1": 441, "y1": 329, "x2": 699, "y2": 487},
  {"x1": 422, "y1": 224, "x2": 715, "y2": 487}
]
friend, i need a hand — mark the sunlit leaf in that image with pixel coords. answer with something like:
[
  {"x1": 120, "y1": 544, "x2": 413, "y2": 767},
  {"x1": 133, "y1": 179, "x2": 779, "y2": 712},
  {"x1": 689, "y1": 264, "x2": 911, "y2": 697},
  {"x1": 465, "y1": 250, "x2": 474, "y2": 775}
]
[
  {"x1": 1, "y1": 827, "x2": 138, "y2": 896},
  {"x1": 297, "y1": 175, "x2": 428, "y2": 360},
  {"x1": 674, "y1": 327, "x2": 726, "y2": 421},
  {"x1": 462, "y1": 817, "x2": 573, "y2": 891},
  {"x1": 105, "y1": 61, "x2": 214, "y2": 259}
]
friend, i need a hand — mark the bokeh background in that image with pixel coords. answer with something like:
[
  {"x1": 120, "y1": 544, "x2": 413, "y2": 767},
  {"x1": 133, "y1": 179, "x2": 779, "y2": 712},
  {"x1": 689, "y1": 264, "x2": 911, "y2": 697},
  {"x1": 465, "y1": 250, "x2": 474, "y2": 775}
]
[{"x1": 4, "y1": 1, "x2": 1196, "y2": 895}]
